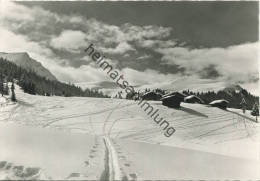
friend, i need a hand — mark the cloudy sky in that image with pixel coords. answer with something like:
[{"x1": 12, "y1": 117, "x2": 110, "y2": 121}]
[{"x1": 0, "y1": 1, "x2": 259, "y2": 94}]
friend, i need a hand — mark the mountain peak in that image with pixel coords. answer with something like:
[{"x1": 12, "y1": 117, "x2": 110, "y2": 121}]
[
  {"x1": 14, "y1": 52, "x2": 30, "y2": 56},
  {"x1": 222, "y1": 84, "x2": 243, "y2": 95},
  {"x1": 223, "y1": 84, "x2": 242, "y2": 91},
  {"x1": 0, "y1": 52, "x2": 57, "y2": 81}
]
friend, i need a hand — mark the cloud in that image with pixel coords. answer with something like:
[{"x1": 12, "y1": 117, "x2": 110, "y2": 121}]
[
  {"x1": 99, "y1": 42, "x2": 135, "y2": 54},
  {"x1": 136, "y1": 39, "x2": 177, "y2": 49},
  {"x1": 53, "y1": 64, "x2": 110, "y2": 83},
  {"x1": 0, "y1": 2, "x2": 258, "y2": 95},
  {"x1": 121, "y1": 68, "x2": 179, "y2": 86},
  {"x1": 0, "y1": 28, "x2": 53, "y2": 60},
  {"x1": 0, "y1": 1, "x2": 62, "y2": 42},
  {"x1": 50, "y1": 30, "x2": 87, "y2": 53},
  {"x1": 0, "y1": 26, "x2": 95, "y2": 83},
  {"x1": 136, "y1": 54, "x2": 152, "y2": 60},
  {"x1": 0, "y1": 30, "x2": 110, "y2": 83},
  {"x1": 157, "y1": 42, "x2": 259, "y2": 83},
  {"x1": 1, "y1": 1, "x2": 174, "y2": 56},
  {"x1": 122, "y1": 23, "x2": 172, "y2": 41},
  {"x1": 81, "y1": 56, "x2": 93, "y2": 63},
  {"x1": 0, "y1": 1, "x2": 34, "y2": 22}
]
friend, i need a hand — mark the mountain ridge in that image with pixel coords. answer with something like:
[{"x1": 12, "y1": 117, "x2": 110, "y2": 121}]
[{"x1": 0, "y1": 52, "x2": 57, "y2": 81}]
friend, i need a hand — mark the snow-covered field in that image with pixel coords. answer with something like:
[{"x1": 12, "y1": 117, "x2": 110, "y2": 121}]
[{"x1": 0, "y1": 86, "x2": 259, "y2": 180}]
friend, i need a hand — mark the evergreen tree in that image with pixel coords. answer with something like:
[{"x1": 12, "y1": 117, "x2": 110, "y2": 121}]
[
  {"x1": 118, "y1": 91, "x2": 122, "y2": 99},
  {"x1": 0, "y1": 73, "x2": 3, "y2": 96},
  {"x1": 4, "y1": 83, "x2": 9, "y2": 95},
  {"x1": 240, "y1": 97, "x2": 247, "y2": 114},
  {"x1": 251, "y1": 103, "x2": 259, "y2": 122},
  {"x1": 11, "y1": 81, "x2": 16, "y2": 102}
]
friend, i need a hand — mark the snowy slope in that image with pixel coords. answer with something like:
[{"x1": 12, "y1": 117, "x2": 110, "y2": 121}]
[
  {"x1": 0, "y1": 86, "x2": 259, "y2": 180},
  {"x1": 0, "y1": 123, "x2": 106, "y2": 180},
  {"x1": 0, "y1": 52, "x2": 57, "y2": 81}
]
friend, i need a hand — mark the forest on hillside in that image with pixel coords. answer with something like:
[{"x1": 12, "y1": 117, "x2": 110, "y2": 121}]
[
  {"x1": 0, "y1": 58, "x2": 110, "y2": 98},
  {"x1": 182, "y1": 89, "x2": 259, "y2": 110},
  {"x1": 125, "y1": 87, "x2": 259, "y2": 110},
  {"x1": 1, "y1": 57, "x2": 258, "y2": 111}
]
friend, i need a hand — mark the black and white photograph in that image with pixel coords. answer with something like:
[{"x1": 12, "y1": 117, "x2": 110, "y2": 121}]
[{"x1": 0, "y1": 1, "x2": 259, "y2": 180}]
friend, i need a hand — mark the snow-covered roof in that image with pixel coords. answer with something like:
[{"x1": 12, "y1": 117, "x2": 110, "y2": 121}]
[
  {"x1": 185, "y1": 95, "x2": 196, "y2": 99},
  {"x1": 161, "y1": 94, "x2": 184, "y2": 101},
  {"x1": 209, "y1": 99, "x2": 229, "y2": 105},
  {"x1": 162, "y1": 92, "x2": 186, "y2": 98}
]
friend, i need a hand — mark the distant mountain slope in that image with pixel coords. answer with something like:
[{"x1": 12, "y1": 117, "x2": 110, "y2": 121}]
[
  {"x1": 138, "y1": 77, "x2": 227, "y2": 92},
  {"x1": 0, "y1": 58, "x2": 109, "y2": 98},
  {"x1": 76, "y1": 81, "x2": 119, "y2": 90},
  {"x1": 0, "y1": 52, "x2": 57, "y2": 81},
  {"x1": 222, "y1": 84, "x2": 243, "y2": 95},
  {"x1": 76, "y1": 77, "x2": 228, "y2": 97}
]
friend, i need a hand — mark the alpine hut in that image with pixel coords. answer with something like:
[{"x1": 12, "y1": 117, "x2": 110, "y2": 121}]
[
  {"x1": 162, "y1": 92, "x2": 186, "y2": 100},
  {"x1": 184, "y1": 95, "x2": 204, "y2": 104},
  {"x1": 141, "y1": 91, "x2": 162, "y2": 101},
  {"x1": 161, "y1": 92, "x2": 185, "y2": 108},
  {"x1": 209, "y1": 99, "x2": 229, "y2": 109}
]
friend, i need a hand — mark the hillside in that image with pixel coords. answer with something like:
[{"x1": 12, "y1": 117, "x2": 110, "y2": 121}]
[
  {"x1": 0, "y1": 86, "x2": 259, "y2": 179},
  {"x1": 0, "y1": 58, "x2": 109, "y2": 98},
  {"x1": 0, "y1": 52, "x2": 57, "y2": 81}
]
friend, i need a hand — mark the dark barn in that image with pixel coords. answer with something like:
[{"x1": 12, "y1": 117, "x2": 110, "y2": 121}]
[
  {"x1": 161, "y1": 94, "x2": 184, "y2": 108},
  {"x1": 141, "y1": 91, "x2": 162, "y2": 101},
  {"x1": 162, "y1": 92, "x2": 186, "y2": 101}
]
